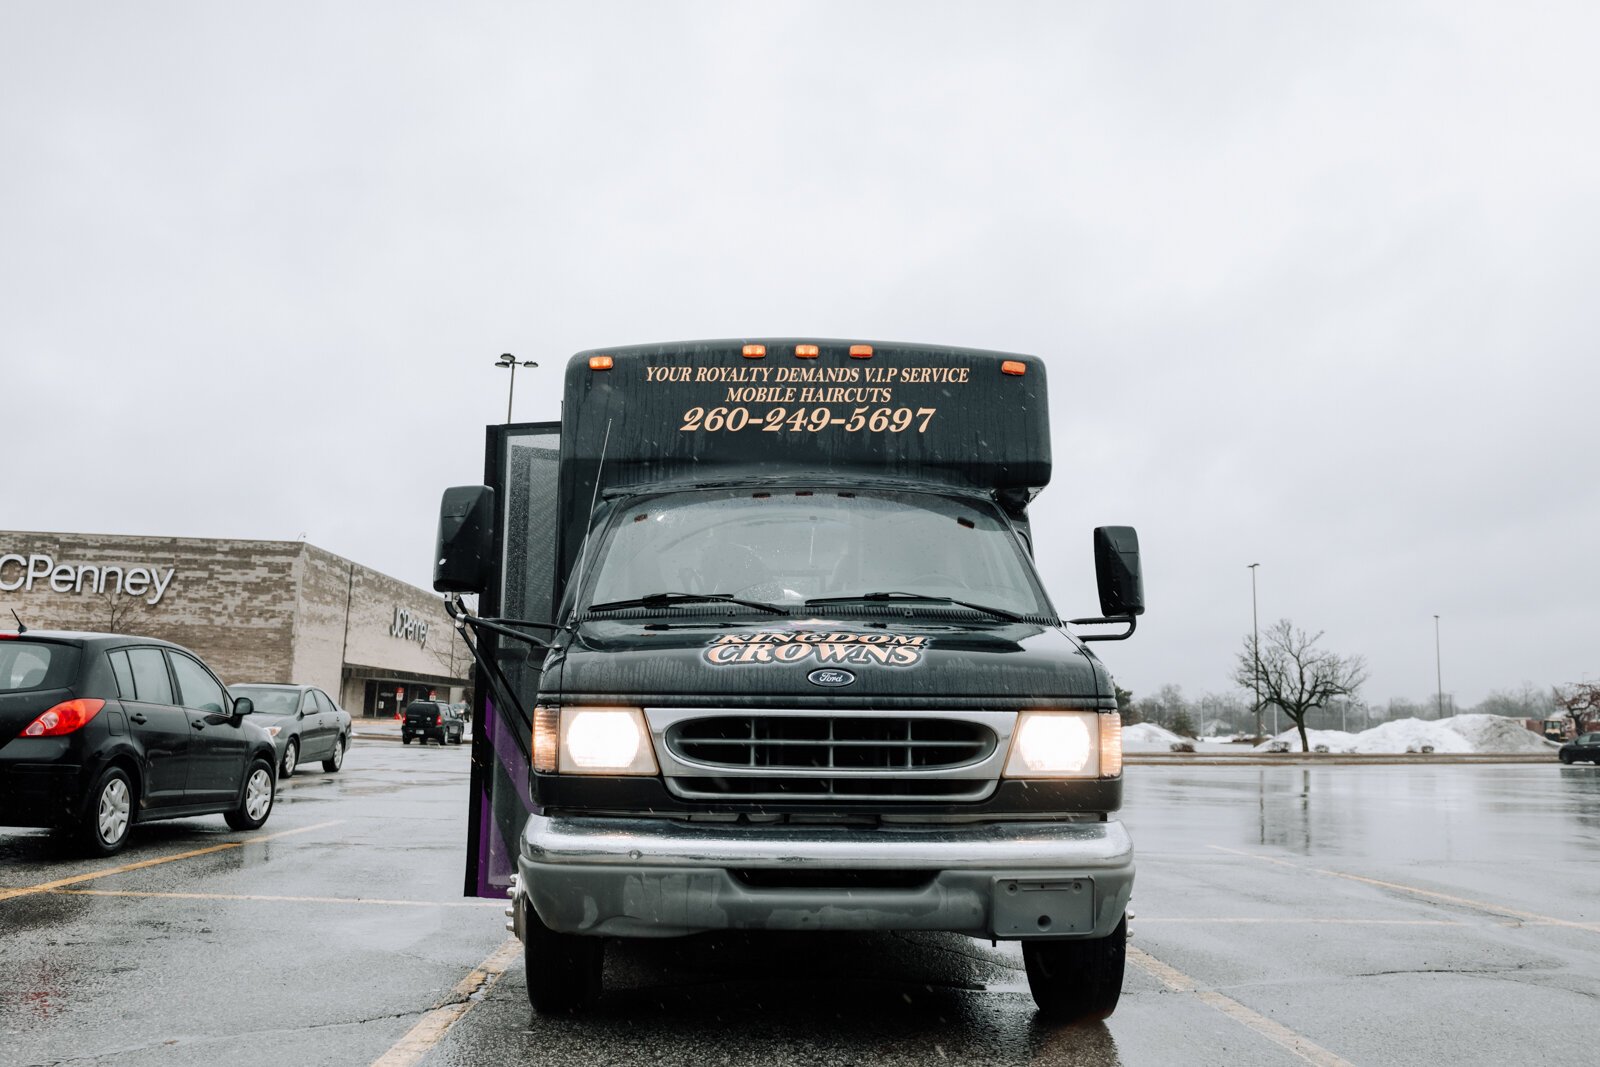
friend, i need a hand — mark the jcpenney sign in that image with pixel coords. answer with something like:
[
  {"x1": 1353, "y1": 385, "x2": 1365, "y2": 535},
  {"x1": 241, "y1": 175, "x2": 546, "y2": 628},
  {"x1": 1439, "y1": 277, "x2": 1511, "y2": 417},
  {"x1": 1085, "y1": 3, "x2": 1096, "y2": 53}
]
[
  {"x1": 0, "y1": 553, "x2": 177, "y2": 606},
  {"x1": 391, "y1": 606, "x2": 429, "y2": 648}
]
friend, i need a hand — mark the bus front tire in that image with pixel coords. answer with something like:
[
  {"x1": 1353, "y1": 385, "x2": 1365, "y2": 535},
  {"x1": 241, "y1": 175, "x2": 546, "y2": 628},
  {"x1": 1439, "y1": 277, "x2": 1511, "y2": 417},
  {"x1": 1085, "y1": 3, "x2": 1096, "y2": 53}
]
[
  {"x1": 521, "y1": 897, "x2": 603, "y2": 1014},
  {"x1": 1022, "y1": 915, "x2": 1127, "y2": 1023}
]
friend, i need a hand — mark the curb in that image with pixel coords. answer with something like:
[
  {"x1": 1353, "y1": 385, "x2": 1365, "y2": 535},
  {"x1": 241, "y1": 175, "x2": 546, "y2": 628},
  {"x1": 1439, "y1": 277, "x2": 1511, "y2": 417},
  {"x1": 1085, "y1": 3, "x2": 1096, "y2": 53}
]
[{"x1": 1126, "y1": 752, "x2": 1558, "y2": 766}]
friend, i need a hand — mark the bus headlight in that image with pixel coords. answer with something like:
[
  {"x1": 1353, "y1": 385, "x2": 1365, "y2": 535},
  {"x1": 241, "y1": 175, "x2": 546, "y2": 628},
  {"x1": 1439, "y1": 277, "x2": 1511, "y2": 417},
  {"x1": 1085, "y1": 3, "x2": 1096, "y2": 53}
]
[
  {"x1": 1004, "y1": 711, "x2": 1118, "y2": 778},
  {"x1": 558, "y1": 707, "x2": 658, "y2": 775}
]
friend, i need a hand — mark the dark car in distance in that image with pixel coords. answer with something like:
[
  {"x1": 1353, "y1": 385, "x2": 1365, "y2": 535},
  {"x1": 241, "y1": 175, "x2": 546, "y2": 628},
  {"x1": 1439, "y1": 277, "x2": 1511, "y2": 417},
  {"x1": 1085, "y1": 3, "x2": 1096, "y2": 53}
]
[
  {"x1": 402, "y1": 700, "x2": 464, "y2": 745},
  {"x1": 226, "y1": 683, "x2": 352, "y2": 778},
  {"x1": 1559, "y1": 732, "x2": 1600, "y2": 764},
  {"x1": 0, "y1": 630, "x2": 279, "y2": 855}
]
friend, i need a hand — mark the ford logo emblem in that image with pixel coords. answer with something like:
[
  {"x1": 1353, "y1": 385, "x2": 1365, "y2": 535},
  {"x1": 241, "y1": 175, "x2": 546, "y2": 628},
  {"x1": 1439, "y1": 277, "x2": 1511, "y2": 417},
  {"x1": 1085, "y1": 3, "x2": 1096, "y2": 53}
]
[{"x1": 808, "y1": 669, "x2": 855, "y2": 688}]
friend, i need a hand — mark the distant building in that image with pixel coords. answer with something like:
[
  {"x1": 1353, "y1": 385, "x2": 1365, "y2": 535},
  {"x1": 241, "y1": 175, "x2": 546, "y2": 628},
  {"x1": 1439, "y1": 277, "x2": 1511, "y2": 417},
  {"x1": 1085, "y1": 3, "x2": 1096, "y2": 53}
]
[{"x1": 1, "y1": 531, "x2": 467, "y2": 717}]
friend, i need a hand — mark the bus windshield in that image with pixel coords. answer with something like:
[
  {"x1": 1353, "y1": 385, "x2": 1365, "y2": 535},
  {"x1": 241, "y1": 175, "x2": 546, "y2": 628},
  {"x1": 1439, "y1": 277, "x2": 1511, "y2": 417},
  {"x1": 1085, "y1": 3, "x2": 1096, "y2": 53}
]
[{"x1": 583, "y1": 487, "x2": 1052, "y2": 617}]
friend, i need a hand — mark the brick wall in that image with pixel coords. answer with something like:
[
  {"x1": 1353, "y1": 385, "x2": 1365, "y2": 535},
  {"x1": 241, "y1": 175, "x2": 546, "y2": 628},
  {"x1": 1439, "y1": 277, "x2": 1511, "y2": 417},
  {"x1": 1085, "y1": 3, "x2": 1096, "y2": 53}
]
[
  {"x1": 1, "y1": 531, "x2": 467, "y2": 701},
  {"x1": 0, "y1": 531, "x2": 297, "y2": 686}
]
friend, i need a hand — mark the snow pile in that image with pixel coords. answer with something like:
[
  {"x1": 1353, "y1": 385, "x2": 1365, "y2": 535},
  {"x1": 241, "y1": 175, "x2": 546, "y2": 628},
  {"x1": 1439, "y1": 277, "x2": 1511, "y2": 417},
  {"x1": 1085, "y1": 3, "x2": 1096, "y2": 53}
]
[
  {"x1": 1348, "y1": 719, "x2": 1473, "y2": 754},
  {"x1": 1439, "y1": 714, "x2": 1557, "y2": 753},
  {"x1": 1248, "y1": 715, "x2": 1555, "y2": 754},
  {"x1": 1251, "y1": 728, "x2": 1360, "y2": 753},
  {"x1": 1122, "y1": 722, "x2": 1189, "y2": 751}
]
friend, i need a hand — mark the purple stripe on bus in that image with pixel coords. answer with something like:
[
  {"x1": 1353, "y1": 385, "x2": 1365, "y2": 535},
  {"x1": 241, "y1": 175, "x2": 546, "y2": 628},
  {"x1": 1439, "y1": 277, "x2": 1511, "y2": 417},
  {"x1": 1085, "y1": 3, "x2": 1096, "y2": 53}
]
[{"x1": 475, "y1": 695, "x2": 534, "y2": 898}]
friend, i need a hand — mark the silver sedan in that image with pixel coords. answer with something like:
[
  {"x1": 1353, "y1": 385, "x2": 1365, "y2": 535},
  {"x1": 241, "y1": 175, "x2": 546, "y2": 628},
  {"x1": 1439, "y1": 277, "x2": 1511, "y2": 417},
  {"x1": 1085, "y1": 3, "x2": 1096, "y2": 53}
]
[{"x1": 226, "y1": 683, "x2": 352, "y2": 777}]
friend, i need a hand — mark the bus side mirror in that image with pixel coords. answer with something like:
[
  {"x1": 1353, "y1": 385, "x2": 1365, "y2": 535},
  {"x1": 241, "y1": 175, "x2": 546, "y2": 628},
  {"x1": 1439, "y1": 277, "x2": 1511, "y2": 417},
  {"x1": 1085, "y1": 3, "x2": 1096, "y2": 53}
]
[
  {"x1": 1093, "y1": 526, "x2": 1144, "y2": 617},
  {"x1": 434, "y1": 486, "x2": 496, "y2": 593}
]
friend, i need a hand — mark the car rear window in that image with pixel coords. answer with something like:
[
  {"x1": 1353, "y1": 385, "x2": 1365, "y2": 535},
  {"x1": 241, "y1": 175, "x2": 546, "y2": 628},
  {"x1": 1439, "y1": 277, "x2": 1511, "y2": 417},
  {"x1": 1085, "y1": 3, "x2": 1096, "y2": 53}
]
[
  {"x1": 230, "y1": 687, "x2": 302, "y2": 715},
  {"x1": 0, "y1": 641, "x2": 81, "y2": 693}
]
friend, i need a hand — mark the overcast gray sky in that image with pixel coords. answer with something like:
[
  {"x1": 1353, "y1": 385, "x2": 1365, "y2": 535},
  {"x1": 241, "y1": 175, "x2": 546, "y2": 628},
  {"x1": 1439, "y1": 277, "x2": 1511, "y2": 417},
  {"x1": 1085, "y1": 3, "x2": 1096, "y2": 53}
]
[{"x1": 3, "y1": 1, "x2": 1596, "y2": 709}]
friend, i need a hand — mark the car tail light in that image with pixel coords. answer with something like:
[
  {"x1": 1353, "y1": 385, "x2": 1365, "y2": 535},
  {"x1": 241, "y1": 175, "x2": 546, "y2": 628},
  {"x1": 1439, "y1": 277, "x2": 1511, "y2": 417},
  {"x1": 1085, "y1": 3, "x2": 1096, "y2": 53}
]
[
  {"x1": 22, "y1": 699, "x2": 105, "y2": 737},
  {"x1": 436, "y1": 715, "x2": 442, "y2": 725}
]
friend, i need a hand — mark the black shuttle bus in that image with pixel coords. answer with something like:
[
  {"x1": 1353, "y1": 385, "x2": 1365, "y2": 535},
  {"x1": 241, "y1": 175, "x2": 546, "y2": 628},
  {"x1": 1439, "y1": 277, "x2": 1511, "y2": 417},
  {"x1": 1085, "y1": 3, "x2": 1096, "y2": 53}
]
[{"x1": 433, "y1": 339, "x2": 1146, "y2": 1021}]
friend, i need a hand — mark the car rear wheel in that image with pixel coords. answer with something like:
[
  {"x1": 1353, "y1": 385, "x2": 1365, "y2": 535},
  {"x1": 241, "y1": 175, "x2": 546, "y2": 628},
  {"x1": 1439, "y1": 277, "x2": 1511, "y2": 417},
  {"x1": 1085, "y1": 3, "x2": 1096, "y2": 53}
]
[
  {"x1": 521, "y1": 896, "x2": 603, "y2": 1014},
  {"x1": 1022, "y1": 915, "x2": 1127, "y2": 1022},
  {"x1": 79, "y1": 766, "x2": 134, "y2": 856},
  {"x1": 1561, "y1": 751, "x2": 1574, "y2": 764},
  {"x1": 402, "y1": 735, "x2": 412, "y2": 745},
  {"x1": 281, "y1": 739, "x2": 299, "y2": 778},
  {"x1": 225, "y1": 760, "x2": 275, "y2": 831},
  {"x1": 323, "y1": 736, "x2": 346, "y2": 772}
]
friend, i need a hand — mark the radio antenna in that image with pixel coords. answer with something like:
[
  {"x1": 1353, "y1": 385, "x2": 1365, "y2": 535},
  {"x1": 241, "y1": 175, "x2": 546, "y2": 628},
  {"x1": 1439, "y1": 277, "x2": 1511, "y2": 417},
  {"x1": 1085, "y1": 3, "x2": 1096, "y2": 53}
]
[
  {"x1": 568, "y1": 418, "x2": 612, "y2": 617},
  {"x1": 10, "y1": 609, "x2": 26, "y2": 633}
]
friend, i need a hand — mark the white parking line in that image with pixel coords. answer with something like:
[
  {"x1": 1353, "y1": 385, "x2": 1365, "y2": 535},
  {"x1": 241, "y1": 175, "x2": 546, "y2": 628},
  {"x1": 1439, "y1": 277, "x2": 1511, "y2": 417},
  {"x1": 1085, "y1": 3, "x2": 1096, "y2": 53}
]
[
  {"x1": 371, "y1": 938, "x2": 521, "y2": 1067},
  {"x1": 1139, "y1": 916, "x2": 1464, "y2": 926},
  {"x1": 1210, "y1": 845, "x2": 1600, "y2": 932},
  {"x1": 1129, "y1": 946, "x2": 1355, "y2": 1067}
]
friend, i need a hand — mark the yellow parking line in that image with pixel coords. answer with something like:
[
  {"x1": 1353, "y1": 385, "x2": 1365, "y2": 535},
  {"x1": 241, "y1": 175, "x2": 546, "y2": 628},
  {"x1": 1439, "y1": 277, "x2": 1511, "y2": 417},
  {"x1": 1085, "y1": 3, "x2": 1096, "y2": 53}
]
[
  {"x1": 52, "y1": 888, "x2": 499, "y2": 908},
  {"x1": 0, "y1": 821, "x2": 341, "y2": 903},
  {"x1": 1210, "y1": 845, "x2": 1600, "y2": 932},
  {"x1": 1129, "y1": 946, "x2": 1354, "y2": 1067},
  {"x1": 371, "y1": 938, "x2": 521, "y2": 1067}
]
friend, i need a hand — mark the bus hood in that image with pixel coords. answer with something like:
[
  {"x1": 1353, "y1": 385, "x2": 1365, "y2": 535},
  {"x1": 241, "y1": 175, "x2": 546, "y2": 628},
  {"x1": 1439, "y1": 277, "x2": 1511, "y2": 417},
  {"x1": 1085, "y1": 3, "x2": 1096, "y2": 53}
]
[{"x1": 549, "y1": 616, "x2": 1111, "y2": 704}]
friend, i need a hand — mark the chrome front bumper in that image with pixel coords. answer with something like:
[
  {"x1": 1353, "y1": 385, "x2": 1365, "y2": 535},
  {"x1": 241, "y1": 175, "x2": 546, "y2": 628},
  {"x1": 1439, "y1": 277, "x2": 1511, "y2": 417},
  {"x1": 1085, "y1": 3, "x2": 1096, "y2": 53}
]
[{"x1": 516, "y1": 813, "x2": 1134, "y2": 940}]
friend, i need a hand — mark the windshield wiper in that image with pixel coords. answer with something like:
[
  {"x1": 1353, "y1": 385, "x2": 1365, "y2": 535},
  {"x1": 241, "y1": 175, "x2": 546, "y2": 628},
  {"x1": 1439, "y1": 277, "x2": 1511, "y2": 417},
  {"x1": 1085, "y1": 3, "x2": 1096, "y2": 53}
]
[
  {"x1": 586, "y1": 592, "x2": 788, "y2": 615},
  {"x1": 804, "y1": 591, "x2": 1024, "y2": 623}
]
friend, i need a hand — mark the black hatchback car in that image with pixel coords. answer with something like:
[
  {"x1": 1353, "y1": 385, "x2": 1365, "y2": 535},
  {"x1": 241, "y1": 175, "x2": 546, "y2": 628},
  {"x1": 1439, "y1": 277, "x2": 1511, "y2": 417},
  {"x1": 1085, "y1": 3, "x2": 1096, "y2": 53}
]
[
  {"x1": 0, "y1": 630, "x2": 279, "y2": 855},
  {"x1": 402, "y1": 700, "x2": 465, "y2": 745}
]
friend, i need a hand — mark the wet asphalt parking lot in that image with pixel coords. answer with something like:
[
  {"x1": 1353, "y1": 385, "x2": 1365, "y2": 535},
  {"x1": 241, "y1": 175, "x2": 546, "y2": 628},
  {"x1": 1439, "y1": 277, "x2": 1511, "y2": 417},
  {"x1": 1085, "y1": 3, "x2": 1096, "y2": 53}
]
[{"x1": 3, "y1": 740, "x2": 1597, "y2": 1067}]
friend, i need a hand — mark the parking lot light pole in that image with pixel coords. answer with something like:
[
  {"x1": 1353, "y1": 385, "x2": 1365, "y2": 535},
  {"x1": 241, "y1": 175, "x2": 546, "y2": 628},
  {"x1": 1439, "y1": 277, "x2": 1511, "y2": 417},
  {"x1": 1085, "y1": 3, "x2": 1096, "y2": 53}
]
[
  {"x1": 496, "y1": 353, "x2": 538, "y2": 423},
  {"x1": 1434, "y1": 614, "x2": 1444, "y2": 718},
  {"x1": 1249, "y1": 563, "x2": 1261, "y2": 739}
]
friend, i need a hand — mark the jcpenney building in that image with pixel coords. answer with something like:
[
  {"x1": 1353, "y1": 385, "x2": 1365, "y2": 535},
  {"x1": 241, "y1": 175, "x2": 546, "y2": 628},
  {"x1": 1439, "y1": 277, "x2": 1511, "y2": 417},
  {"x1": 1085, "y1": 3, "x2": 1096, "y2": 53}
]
[{"x1": 0, "y1": 531, "x2": 468, "y2": 717}]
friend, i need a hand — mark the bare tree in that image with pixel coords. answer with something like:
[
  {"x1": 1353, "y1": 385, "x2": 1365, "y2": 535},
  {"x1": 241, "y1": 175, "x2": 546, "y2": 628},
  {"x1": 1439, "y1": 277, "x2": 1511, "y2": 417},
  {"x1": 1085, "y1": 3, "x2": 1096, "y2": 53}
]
[
  {"x1": 1195, "y1": 691, "x2": 1250, "y2": 736},
  {"x1": 1554, "y1": 681, "x2": 1600, "y2": 740},
  {"x1": 1233, "y1": 619, "x2": 1367, "y2": 752},
  {"x1": 1138, "y1": 683, "x2": 1190, "y2": 733},
  {"x1": 427, "y1": 622, "x2": 473, "y2": 703},
  {"x1": 90, "y1": 589, "x2": 147, "y2": 635}
]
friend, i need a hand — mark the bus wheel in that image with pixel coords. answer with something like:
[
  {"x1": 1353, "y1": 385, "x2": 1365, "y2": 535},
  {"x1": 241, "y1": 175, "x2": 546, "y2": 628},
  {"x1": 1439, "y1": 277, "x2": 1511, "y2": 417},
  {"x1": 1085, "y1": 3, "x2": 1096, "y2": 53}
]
[
  {"x1": 1022, "y1": 915, "x2": 1127, "y2": 1022},
  {"x1": 521, "y1": 897, "x2": 603, "y2": 1014}
]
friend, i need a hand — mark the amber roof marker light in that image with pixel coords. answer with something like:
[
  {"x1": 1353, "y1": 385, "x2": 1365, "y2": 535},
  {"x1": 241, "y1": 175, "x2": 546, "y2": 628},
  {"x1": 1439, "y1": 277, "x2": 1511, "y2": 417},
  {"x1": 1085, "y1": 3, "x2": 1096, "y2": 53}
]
[
  {"x1": 794, "y1": 344, "x2": 819, "y2": 359},
  {"x1": 743, "y1": 344, "x2": 767, "y2": 359},
  {"x1": 849, "y1": 344, "x2": 874, "y2": 359},
  {"x1": 588, "y1": 355, "x2": 614, "y2": 371},
  {"x1": 1001, "y1": 360, "x2": 1027, "y2": 376}
]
